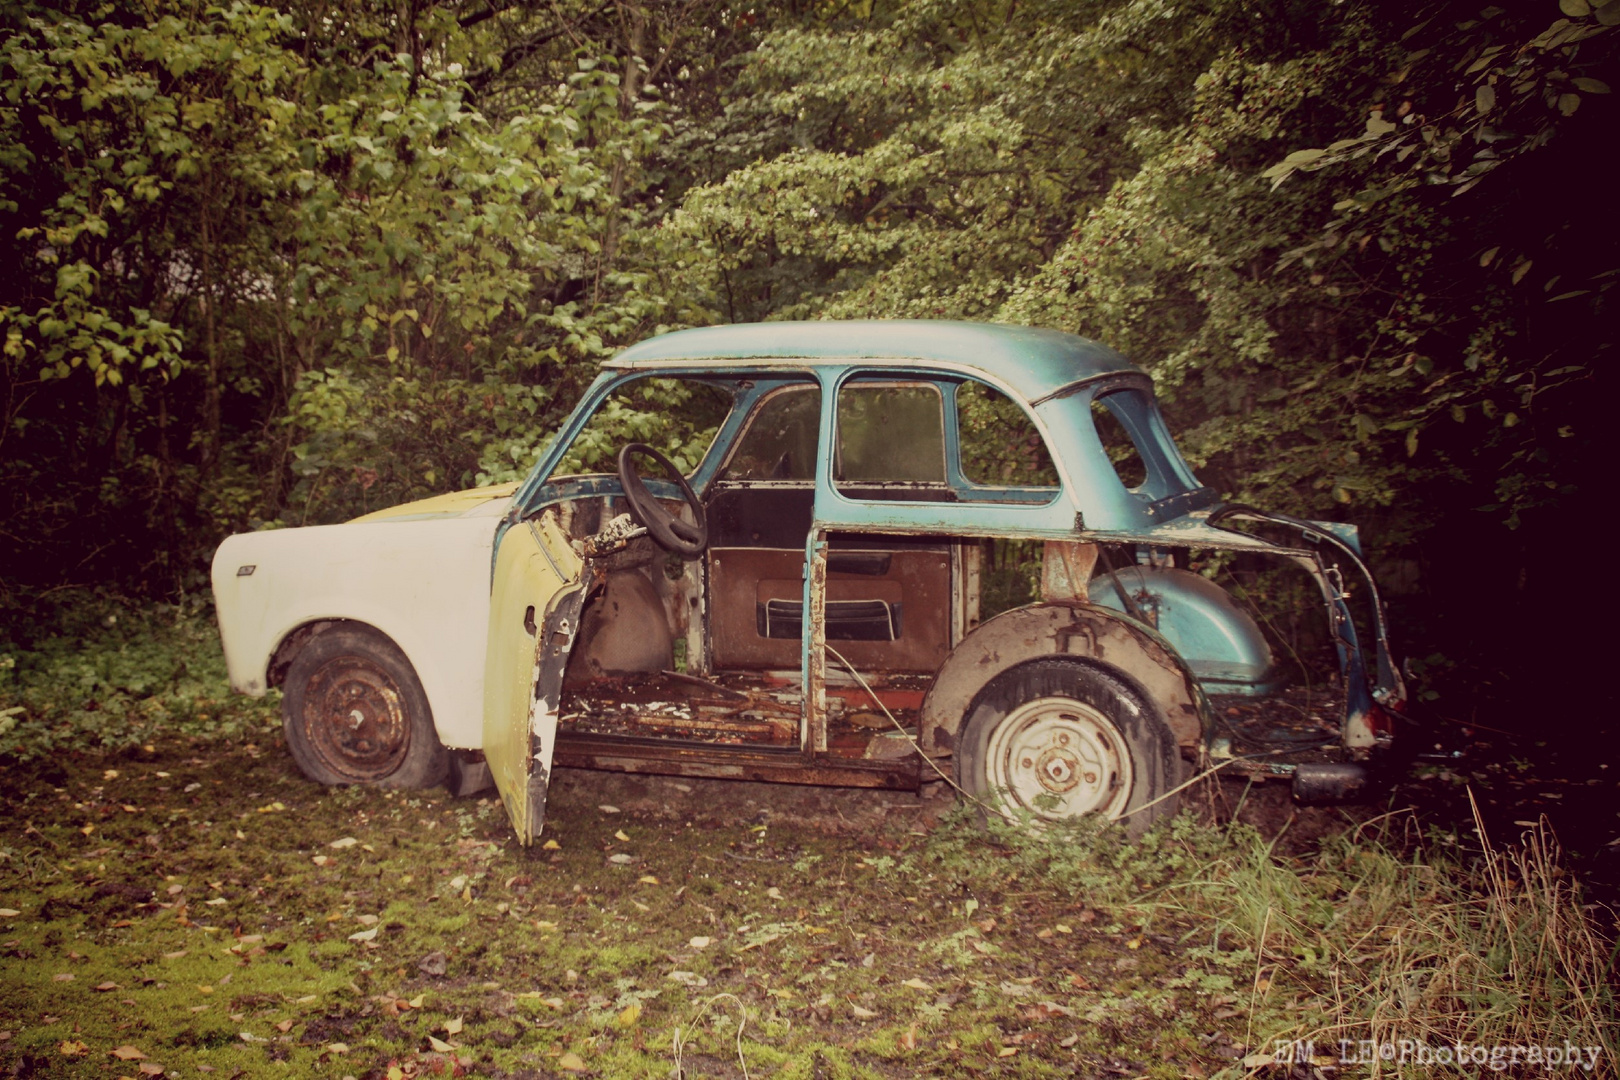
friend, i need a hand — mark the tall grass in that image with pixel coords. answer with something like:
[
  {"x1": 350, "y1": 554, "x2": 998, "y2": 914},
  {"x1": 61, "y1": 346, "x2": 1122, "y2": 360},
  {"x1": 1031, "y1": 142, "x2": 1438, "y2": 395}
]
[
  {"x1": 948, "y1": 795, "x2": 1616, "y2": 1077},
  {"x1": 1186, "y1": 801, "x2": 1616, "y2": 1076}
]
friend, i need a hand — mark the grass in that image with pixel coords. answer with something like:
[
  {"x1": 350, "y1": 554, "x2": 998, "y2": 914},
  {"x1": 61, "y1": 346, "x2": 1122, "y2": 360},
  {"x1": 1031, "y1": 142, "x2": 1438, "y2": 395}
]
[{"x1": 1, "y1": 598, "x2": 1615, "y2": 1079}]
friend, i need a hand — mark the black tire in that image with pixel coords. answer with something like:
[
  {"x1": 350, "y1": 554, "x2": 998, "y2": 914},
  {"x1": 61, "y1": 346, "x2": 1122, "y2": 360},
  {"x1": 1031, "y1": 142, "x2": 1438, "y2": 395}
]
[
  {"x1": 281, "y1": 627, "x2": 448, "y2": 789},
  {"x1": 955, "y1": 659, "x2": 1180, "y2": 836}
]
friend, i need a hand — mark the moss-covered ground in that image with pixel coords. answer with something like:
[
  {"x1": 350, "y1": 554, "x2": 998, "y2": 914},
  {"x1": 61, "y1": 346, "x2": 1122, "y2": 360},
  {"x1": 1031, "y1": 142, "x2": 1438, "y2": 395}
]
[
  {"x1": 0, "y1": 724, "x2": 1269, "y2": 1079},
  {"x1": 1, "y1": 602, "x2": 1614, "y2": 1079}
]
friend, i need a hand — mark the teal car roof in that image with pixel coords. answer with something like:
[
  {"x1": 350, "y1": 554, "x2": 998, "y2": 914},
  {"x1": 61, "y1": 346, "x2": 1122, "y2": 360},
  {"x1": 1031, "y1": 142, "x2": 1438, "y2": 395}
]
[{"x1": 607, "y1": 320, "x2": 1141, "y2": 402}]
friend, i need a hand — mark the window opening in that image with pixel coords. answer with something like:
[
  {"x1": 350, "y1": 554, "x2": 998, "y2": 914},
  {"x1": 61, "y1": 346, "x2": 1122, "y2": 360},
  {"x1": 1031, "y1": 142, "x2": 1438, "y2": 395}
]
[
  {"x1": 722, "y1": 384, "x2": 821, "y2": 481},
  {"x1": 1092, "y1": 391, "x2": 1149, "y2": 490},
  {"x1": 835, "y1": 381, "x2": 946, "y2": 491}
]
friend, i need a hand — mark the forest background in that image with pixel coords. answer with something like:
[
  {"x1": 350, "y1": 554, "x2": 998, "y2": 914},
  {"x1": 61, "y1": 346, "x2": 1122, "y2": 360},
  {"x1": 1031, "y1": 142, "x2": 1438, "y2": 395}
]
[{"x1": 2, "y1": 0, "x2": 1616, "y2": 726}]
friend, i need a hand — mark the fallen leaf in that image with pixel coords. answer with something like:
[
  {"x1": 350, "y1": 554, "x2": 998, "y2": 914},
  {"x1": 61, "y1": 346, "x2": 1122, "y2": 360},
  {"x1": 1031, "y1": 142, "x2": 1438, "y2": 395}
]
[
  {"x1": 59, "y1": 1040, "x2": 89, "y2": 1057},
  {"x1": 1126, "y1": 935, "x2": 1143, "y2": 949},
  {"x1": 94, "y1": 981, "x2": 119, "y2": 991},
  {"x1": 53, "y1": 973, "x2": 74, "y2": 982},
  {"x1": 688, "y1": 936, "x2": 712, "y2": 949},
  {"x1": 542, "y1": 839, "x2": 561, "y2": 850},
  {"x1": 607, "y1": 854, "x2": 635, "y2": 865},
  {"x1": 557, "y1": 1051, "x2": 588, "y2": 1072},
  {"x1": 1054, "y1": 924, "x2": 1073, "y2": 934},
  {"x1": 197, "y1": 985, "x2": 214, "y2": 995},
  {"x1": 238, "y1": 1032, "x2": 267, "y2": 1043},
  {"x1": 275, "y1": 1020, "x2": 294, "y2": 1033},
  {"x1": 0, "y1": 909, "x2": 19, "y2": 918},
  {"x1": 445, "y1": 1017, "x2": 463, "y2": 1036},
  {"x1": 326, "y1": 1043, "x2": 349, "y2": 1054},
  {"x1": 851, "y1": 1004, "x2": 878, "y2": 1019},
  {"x1": 901, "y1": 978, "x2": 932, "y2": 991},
  {"x1": 613, "y1": 829, "x2": 630, "y2": 842},
  {"x1": 427, "y1": 1035, "x2": 455, "y2": 1053},
  {"x1": 898, "y1": 1025, "x2": 917, "y2": 1050},
  {"x1": 110, "y1": 1046, "x2": 147, "y2": 1060},
  {"x1": 311, "y1": 855, "x2": 330, "y2": 867},
  {"x1": 449, "y1": 875, "x2": 467, "y2": 891},
  {"x1": 598, "y1": 805, "x2": 621, "y2": 814},
  {"x1": 138, "y1": 1064, "x2": 164, "y2": 1077},
  {"x1": 667, "y1": 970, "x2": 708, "y2": 987},
  {"x1": 638, "y1": 875, "x2": 660, "y2": 885},
  {"x1": 997, "y1": 1047, "x2": 1018, "y2": 1057},
  {"x1": 1243, "y1": 1053, "x2": 1275, "y2": 1069},
  {"x1": 617, "y1": 1003, "x2": 641, "y2": 1028},
  {"x1": 328, "y1": 837, "x2": 358, "y2": 849},
  {"x1": 1059, "y1": 1034, "x2": 1080, "y2": 1048},
  {"x1": 766, "y1": 887, "x2": 783, "y2": 900},
  {"x1": 417, "y1": 952, "x2": 447, "y2": 977},
  {"x1": 204, "y1": 898, "x2": 228, "y2": 907},
  {"x1": 408, "y1": 994, "x2": 426, "y2": 1008},
  {"x1": 348, "y1": 927, "x2": 379, "y2": 943}
]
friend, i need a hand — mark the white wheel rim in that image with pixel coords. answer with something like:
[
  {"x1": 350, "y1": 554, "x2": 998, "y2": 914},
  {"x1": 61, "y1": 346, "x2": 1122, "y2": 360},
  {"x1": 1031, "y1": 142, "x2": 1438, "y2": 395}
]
[{"x1": 984, "y1": 696, "x2": 1134, "y2": 822}]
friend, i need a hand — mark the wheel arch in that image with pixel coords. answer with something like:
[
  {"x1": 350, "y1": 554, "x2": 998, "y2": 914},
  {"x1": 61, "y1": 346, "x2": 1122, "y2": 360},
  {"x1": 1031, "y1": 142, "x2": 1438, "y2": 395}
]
[
  {"x1": 269, "y1": 618, "x2": 396, "y2": 690},
  {"x1": 919, "y1": 601, "x2": 1209, "y2": 758}
]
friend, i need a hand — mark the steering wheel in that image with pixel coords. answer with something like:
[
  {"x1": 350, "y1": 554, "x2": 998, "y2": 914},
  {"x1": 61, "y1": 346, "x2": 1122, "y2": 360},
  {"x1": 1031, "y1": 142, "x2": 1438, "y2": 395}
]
[{"x1": 616, "y1": 443, "x2": 709, "y2": 558}]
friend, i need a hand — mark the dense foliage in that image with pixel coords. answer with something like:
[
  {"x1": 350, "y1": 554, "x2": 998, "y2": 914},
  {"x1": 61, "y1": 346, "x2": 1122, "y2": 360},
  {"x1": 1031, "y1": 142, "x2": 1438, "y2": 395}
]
[{"x1": 3, "y1": 0, "x2": 1615, "y2": 707}]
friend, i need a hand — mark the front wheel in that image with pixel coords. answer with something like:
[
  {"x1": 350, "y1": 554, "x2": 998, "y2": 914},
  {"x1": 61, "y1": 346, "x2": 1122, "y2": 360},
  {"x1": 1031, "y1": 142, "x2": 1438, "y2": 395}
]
[
  {"x1": 281, "y1": 627, "x2": 448, "y2": 789},
  {"x1": 956, "y1": 659, "x2": 1180, "y2": 836}
]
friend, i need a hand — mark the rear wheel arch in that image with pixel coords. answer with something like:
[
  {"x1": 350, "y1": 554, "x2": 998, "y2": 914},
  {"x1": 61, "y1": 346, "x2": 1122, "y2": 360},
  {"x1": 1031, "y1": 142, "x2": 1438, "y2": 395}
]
[{"x1": 919, "y1": 601, "x2": 1206, "y2": 758}]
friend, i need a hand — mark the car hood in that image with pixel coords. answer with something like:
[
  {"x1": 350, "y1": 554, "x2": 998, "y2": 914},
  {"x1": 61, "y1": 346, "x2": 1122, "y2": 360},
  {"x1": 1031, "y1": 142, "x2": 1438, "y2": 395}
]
[{"x1": 348, "y1": 482, "x2": 520, "y2": 524}]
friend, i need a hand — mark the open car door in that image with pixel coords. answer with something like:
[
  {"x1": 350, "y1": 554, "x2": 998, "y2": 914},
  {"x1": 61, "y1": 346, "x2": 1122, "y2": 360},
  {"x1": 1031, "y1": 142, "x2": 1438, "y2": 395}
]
[{"x1": 483, "y1": 516, "x2": 585, "y2": 844}]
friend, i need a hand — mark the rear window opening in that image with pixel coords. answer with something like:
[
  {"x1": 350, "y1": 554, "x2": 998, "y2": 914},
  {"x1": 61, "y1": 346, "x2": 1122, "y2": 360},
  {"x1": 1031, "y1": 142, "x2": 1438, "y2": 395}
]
[{"x1": 1091, "y1": 392, "x2": 1149, "y2": 490}]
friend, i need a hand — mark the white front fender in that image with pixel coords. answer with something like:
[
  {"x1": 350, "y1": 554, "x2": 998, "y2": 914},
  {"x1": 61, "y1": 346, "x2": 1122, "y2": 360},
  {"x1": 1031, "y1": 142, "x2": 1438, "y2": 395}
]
[{"x1": 210, "y1": 515, "x2": 502, "y2": 750}]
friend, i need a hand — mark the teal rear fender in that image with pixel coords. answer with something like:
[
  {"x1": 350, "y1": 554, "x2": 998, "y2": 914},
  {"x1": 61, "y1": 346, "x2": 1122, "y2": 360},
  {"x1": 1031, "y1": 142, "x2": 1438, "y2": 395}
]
[{"x1": 919, "y1": 601, "x2": 1210, "y2": 758}]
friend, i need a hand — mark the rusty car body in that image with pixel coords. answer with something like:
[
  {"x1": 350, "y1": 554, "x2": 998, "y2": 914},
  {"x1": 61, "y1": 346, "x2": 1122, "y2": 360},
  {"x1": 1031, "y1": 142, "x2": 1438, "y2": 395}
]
[{"x1": 211, "y1": 321, "x2": 1406, "y2": 842}]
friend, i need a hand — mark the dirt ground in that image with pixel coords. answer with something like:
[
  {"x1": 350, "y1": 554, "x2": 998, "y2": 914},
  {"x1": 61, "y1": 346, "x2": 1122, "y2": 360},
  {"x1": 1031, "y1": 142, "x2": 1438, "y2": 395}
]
[{"x1": 548, "y1": 762, "x2": 1363, "y2": 857}]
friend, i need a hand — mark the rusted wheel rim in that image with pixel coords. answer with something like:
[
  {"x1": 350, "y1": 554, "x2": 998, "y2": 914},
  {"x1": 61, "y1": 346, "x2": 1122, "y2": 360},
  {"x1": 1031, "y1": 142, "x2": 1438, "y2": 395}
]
[
  {"x1": 985, "y1": 697, "x2": 1133, "y2": 822},
  {"x1": 298, "y1": 654, "x2": 410, "y2": 782}
]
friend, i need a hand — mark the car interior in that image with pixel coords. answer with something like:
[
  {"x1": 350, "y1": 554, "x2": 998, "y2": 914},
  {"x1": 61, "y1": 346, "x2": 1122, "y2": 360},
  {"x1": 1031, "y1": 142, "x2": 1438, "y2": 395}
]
[{"x1": 538, "y1": 374, "x2": 1046, "y2": 762}]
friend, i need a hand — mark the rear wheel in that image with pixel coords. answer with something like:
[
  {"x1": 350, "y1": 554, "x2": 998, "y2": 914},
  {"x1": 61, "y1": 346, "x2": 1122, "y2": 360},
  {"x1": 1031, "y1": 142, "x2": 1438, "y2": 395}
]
[
  {"x1": 956, "y1": 659, "x2": 1179, "y2": 835},
  {"x1": 281, "y1": 627, "x2": 447, "y2": 789}
]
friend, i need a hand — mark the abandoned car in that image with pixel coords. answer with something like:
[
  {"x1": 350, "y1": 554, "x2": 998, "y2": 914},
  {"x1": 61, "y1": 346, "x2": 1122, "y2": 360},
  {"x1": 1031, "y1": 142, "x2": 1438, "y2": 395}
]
[{"x1": 211, "y1": 321, "x2": 1405, "y2": 842}]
